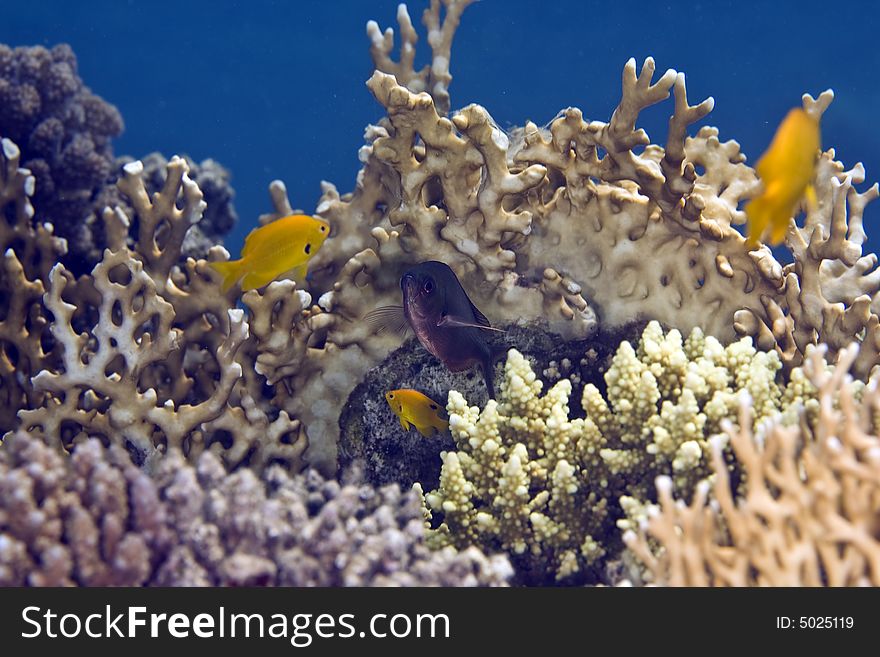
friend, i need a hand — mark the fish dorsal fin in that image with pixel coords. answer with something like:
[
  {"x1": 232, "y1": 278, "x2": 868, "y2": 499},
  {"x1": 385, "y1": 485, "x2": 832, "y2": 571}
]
[
  {"x1": 241, "y1": 225, "x2": 262, "y2": 257},
  {"x1": 364, "y1": 305, "x2": 410, "y2": 336},
  {"x1": 469, "y1": 300, "x2": 492, "y2": 328}
]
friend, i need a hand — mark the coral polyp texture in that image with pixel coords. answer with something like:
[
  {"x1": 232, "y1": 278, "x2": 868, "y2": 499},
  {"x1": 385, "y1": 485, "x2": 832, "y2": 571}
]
[
  {"x1": 0, "y1": 435, "x2": 512, "y2": 586},
  {"x1": 3, "y1": 0, "x2": 880, "y2": 588},
  {"x1": 418, "y1": 321, "x2": 828, "y2": 584}
]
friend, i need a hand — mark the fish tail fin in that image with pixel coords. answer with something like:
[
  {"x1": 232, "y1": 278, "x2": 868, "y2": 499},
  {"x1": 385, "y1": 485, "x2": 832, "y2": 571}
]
[
  {"x1": 744, "y1": 196, "x2": 771, "y2": 247},
  {"x1": 208, "y1": 260, "x2": 242, "y2": 292},
  {"x1": 805, "y1": 184, "x2": 818, "y2": 211},
  {"x1": 769, "y1": 217, "x2": 793, "y2": 245}
]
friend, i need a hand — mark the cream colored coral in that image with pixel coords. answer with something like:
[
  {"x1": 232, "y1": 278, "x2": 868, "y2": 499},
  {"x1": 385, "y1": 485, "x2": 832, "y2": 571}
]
[
  {"x1": 595, "y1": 321, "x2": 802, "y2": 496},
  {"x1": 251, "y1": 3, "x2": 880, "y2": 475},
  {"x1": 8, "y1": 155, "x2": 307, "y2": 471},
  {"x1": 423, "y1": 321, "x2": 825, "y2": 582},
  {"x1": 18, "y1": 250, "x2": 247, "y2": 460},
  {"x1": 425, "y1": 348, "x2": 609, "y2": 582}
]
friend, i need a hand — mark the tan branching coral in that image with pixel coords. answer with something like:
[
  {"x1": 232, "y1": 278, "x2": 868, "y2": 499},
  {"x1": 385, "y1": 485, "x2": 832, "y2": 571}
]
[
  {"x1": 367, "y1": 0, "x2": 474, "y2": 115},
  {"x1": 18, "y1": 249, "x2": 247, "y2": 459},
  {"x1": 8, "y1": 154, "x2": 306, "y2": 470},
  {"x1": 624, "y1": 343, "x2": 880, "y2": 586},
  {"x1": 0, "y1": 137, "x2": 66, "y2": 434}
]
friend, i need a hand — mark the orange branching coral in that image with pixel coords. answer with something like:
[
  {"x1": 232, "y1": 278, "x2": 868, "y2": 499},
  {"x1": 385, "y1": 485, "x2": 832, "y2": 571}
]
[{"x1": 624, "y1": 343, "x2": 880, "y2": 586}]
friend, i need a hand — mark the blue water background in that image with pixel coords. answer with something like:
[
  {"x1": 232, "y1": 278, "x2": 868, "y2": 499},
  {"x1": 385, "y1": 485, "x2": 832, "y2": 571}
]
[{"x1": 3, "y1": 0, "x2": 879, "y2": 258}]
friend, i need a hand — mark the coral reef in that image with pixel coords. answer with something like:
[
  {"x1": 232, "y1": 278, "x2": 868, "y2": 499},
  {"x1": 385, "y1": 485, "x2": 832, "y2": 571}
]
[
  {"x1": 367, "y1": 0, "x2": 474, "y2": 116},
  {"x1": 0, "y1": 43, "x2": 122, "y2": 271},
  {"x1": 418, "y1": 322, "x2": 824, "y2": 584},
  {"x1": 236, "y1": 2, "x2": 880, "y2": 475},
  {"x1": 624, "y1": 343, "x2": 880, "y2": 586},
  {"x1": 0, "y1": 136, "x2": 65, "y2": 435},
  {"x1": 3, "y1": 0, "x2": 880, "y2": 590},
  {"x1": 339, "y1": 321, "x2": 642, "y2": 490},
  {"x1": 0, "y1": 434, "x2": 512, "y2": 586},
  {"x1": 10, "y1": 154, "x2": 305, "y2": 472}
]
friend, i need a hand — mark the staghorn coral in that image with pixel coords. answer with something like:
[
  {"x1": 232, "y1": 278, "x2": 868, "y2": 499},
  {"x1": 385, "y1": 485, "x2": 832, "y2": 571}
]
[
  {"x1": 624, "y1": 343, "x2": 880, "y2": 586},
  {"x1": 0, "y1": 433, "x2": 512, "y2": 586},
  {"x1": 0, "y1": 43, "x2": 123, "y2": 271},
  {"x1": 419, "y1": 321, "x2": 824, "y2": 584}
]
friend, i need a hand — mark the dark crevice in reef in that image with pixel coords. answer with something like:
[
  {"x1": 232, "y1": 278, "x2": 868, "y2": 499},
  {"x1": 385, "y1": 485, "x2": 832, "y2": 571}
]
[{"x1": 338, "y1": 318, "x2": 648, "y2": 492}]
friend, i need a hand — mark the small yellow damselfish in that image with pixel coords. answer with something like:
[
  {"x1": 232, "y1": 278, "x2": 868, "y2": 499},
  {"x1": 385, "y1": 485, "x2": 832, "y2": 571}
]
[
  {"x1": 384, "y1": 389, "x2": 449, "y2": 437},
  {"x1": 745, "y1": 107, "x2": 821, "y2": 247},
  {"x1": 210, "y1": 214, "x2": 330, "y2": 292}
]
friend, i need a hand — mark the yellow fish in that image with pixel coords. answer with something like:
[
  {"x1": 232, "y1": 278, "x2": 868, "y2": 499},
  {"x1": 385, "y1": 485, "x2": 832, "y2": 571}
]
[
  {"x1": 385, "y1": 389, "x2": 449, "y2": 437},
  {"x1": 745, "y1": 107, "x2": 820, "y2": 246},
  {"x1": 210, "y1": 214, "x2": 330, "y2": 292}
]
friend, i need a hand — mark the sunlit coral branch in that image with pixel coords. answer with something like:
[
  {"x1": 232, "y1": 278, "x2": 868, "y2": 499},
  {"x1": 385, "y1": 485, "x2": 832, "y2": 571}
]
[{"x1": 366, "y1": 0, "x2": 475, "y2": 115}]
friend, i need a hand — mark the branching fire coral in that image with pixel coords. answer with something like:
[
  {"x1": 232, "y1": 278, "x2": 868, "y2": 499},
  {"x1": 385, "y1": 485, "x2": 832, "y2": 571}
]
[
  {"x1": 8, "y1": 152, "x2": 305, "y2": 471},
  {"x1": 0, "y1": 136, "x2": 65, "y2": 435},
  {"x1": 0, "y1": 435, "x2": 512, "y2": 586},
  {"x1": 419, "y1": 321, "x2": 824, "y2": 584},
  {"x1": 624, "y1": 343, "x2": 880, "y2": 586}
]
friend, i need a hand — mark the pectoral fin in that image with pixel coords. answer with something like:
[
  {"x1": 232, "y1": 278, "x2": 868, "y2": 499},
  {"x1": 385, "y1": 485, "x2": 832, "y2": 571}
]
[
  {"x1": 365, "y1": 305, "x2": 410, "y2": 336},
  {"x1": 437, "y1": 314, "x2": 504, "y2": 332},
  {"x1": 399, "y1": 415, "x2": 411, "y2": 431}
]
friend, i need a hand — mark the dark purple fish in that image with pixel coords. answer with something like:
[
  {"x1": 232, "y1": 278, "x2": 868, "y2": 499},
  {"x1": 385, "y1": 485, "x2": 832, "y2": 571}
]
[{"x1": 365, "y1": 261, "x2": 503, "y2": 398}]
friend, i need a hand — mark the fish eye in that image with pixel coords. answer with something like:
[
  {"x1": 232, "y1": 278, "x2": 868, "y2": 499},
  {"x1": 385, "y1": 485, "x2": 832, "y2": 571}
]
[
  {"x1": 320, "y1": 225, "x2": 327, "y2": 232},
  {"x1": 388, "y1": 393, "x2": 394, "y2": 398},
  {"x1": 424, "y1": 279, "x2": 434, "y2": 293},
  {"x1": 304, "y1": 243, "x2": 311, "y2": 254}
]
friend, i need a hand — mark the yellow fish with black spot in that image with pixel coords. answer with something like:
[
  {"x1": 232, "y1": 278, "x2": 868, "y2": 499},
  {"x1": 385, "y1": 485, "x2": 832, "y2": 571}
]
[
  {"x1": 210, "y1": 214, "x2": 330, "y2": 292},
  {"x1": 745, "y1": 107, "x2": 821, "y2": 247},
  {"x1": 385, "y1": 389, "x2": 449, "y2": 437}
]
